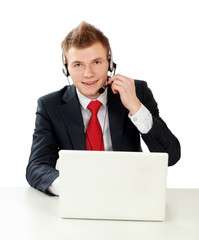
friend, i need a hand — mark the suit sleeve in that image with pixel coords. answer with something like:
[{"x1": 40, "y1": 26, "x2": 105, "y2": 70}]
[
  {"x1": 26, "y1": 98, "x2": 59, "y2": 195},
  {"x1": 137, "y1": 81, "x2": 181, "y2": 166}
]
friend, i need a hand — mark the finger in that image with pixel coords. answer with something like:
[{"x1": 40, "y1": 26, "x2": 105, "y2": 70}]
[
  {"x1": 111, "y1": 80, "x2": 128, "y2": 94},
  {"x1": 111, "y1": 79, "x2": 128, "y2": 87},
  {"x1": 108, "y1": 74, "x2": 124, "y2": 84},
  {"x1": 109, "y1": 74, "x2": 134, "y2": 85}
]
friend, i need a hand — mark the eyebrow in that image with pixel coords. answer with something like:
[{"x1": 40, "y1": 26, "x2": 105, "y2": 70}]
[
  {"x1": 70, "y1": 60, "x2": 82, "y2": 65},
  {"x1": 92, "y1": 57, "x2": 106, "y2": 62}
]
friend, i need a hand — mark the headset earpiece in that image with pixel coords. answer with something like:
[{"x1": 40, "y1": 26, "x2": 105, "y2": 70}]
[
  {"x1": 62, "y1": 54, "x2": 70, "y2": 77},
  {"x1": 108, "y1": 59, "x2": 117, "y2": 73},
  {"x1": 108, "y1": 48, "x2": 117, "y2": 76}
]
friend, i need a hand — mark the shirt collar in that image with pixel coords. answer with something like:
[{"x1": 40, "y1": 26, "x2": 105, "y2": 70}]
[{"x1": 76, "y1": 88, "x2": 108, "y2": 110}]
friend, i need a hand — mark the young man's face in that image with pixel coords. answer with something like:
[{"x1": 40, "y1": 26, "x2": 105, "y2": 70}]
[{"x1": 66, "y1": 42, "x2": 109, "y2": 99}]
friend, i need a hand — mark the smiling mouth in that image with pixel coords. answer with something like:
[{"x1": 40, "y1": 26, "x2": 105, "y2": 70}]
[{"x1": 82, "y1": 80, "x2": 98, "y2": 85}]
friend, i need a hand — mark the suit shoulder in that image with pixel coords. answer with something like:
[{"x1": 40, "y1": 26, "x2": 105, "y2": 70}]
[
  {"x1": 134, "y1": 79, "x2": 147, "y2": 88},
  {"x1": 39, "y1": 86, "x2": 66, "y2": 100},
  {"x1": 134, "y1": 79, "x2": 148, "y2": 99},
  {"x1": 38, "y1": 85, "x2": 72, "y2": 105}
]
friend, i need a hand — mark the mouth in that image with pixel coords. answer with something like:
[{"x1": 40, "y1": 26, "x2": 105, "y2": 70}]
[{"x1": 82, "y1": 80, "x2": 98, "y2": 86}]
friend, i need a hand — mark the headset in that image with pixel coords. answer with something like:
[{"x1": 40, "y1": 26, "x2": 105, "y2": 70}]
[{"x1": 62, "y1": 47, "x2": 117, "y2": 79}]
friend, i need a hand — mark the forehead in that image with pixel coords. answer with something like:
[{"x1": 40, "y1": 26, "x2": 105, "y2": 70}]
[{"x1": 66, "y1": 42, "x2": 107, "y2": 63}]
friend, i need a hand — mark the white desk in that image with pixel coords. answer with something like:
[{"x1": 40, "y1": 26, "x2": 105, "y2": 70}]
[{"x1": 1, "y1": 187, "x2": 199, "y2": 240}]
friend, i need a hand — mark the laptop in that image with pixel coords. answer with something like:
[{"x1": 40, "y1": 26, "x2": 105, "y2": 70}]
[{"x1": 59, "y1": 150, "x2": 168, "y2": 221}]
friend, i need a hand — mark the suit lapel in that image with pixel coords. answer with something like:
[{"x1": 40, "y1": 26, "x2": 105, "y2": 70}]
[
  {"x1": 59, "y1": 85, "x2": 86, "y2": 150},
  {"x1": 107, "y1": 86, "x2": 127, "y2": 151}
]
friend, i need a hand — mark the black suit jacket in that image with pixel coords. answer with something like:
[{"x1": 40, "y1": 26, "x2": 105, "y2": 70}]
[{"x1": 26, "y1": 80, "x2": 180, "y2": 194}]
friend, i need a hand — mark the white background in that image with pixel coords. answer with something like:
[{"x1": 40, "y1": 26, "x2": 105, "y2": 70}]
[{"x1": 0, "y1": 0, "x2": 198, "y2": 188}]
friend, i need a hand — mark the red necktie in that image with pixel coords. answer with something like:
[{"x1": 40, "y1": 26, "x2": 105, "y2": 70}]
[{"x1": 86, "y1": 100, "x2": 104, "y2": 151}]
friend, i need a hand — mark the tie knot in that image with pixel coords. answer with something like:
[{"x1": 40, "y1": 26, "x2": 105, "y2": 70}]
[{"x1": 87, "y1": 100, "x2": 102, "y2": 114}]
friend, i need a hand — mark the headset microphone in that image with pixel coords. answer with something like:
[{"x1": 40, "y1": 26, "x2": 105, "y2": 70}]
[{"x1": 98, "y1": 83, "x2": 109, "y2": 94}]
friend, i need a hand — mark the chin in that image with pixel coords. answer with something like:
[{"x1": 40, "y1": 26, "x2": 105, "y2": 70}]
[{"x1": 85, "y1": 90, "x2": 101, "y2": 99}]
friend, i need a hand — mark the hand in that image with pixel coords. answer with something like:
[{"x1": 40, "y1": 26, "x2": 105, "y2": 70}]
[{"x1": 108, "y1": 74, "x2": 141, "y2": 115}]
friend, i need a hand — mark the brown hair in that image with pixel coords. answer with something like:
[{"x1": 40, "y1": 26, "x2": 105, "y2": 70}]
[{"x1": 61, "y1": 21, "x2": 110, "y2": 60}]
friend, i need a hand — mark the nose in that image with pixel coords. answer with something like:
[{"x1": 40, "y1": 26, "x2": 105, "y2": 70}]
[{"x1": 83, "y1": 65, "x2": 94, "y2": 78}]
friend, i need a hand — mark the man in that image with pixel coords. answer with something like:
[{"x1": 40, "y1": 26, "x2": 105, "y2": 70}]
[{"x1": 26, "y1": 21, "x2": 181, "y2": 196}]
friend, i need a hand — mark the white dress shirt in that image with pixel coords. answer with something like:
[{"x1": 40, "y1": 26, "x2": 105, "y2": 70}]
[{"x1": 48, "y1": 88, "x2": 153, "y2": 195}]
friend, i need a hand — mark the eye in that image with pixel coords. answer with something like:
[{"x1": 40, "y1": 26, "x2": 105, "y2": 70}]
[
  {"x1": 74, "y1": 63, "x2": 82, "y2": 67},
  {"x1": 94, "y1": 60, "x2": 101, "y2": 65}
]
